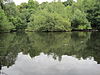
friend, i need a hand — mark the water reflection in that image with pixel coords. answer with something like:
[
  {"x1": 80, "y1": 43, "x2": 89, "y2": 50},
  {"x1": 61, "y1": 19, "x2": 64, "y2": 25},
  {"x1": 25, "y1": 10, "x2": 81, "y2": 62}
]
[
  {"x1": 1, "y1": 53, "x2": 100, "y2": 75},
  {"x1": 0, "y1": 32, "x2": 100, "y2": 75}
]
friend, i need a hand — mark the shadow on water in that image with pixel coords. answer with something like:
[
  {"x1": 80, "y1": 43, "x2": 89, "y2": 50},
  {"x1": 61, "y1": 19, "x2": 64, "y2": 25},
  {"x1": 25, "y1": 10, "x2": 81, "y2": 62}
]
[{"x1": 0, "y1": 32, "x2": 100, "y2": 68}]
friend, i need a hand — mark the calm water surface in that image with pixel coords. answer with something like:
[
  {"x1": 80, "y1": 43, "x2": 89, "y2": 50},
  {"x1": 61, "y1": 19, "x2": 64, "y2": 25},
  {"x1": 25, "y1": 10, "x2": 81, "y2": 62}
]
[{"x1": 0, "y1": 32, "x2": 100, "y2": 75}]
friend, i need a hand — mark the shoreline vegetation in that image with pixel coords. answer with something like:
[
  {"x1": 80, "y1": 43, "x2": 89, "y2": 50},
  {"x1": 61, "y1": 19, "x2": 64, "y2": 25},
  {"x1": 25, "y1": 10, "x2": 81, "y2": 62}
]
[
  {"x1": 0, "y1": 29, "x2": 99, "y2": 33},
  {"x1": 0, "y1": 0, "x2": 100, "y2": 33}
]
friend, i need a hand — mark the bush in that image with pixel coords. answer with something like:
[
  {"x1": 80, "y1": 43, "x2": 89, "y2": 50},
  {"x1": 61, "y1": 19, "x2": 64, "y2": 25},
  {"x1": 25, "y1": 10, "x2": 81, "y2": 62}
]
[{"x1": 28, "y1": 10, "x2": 71, "y2": 31}]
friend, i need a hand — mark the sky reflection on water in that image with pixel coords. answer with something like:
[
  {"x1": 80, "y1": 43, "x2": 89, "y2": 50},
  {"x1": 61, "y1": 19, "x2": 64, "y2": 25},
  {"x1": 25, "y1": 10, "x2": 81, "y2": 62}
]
[{"x1": 2, "y1": 52, "x2": 100, "y2": 75}]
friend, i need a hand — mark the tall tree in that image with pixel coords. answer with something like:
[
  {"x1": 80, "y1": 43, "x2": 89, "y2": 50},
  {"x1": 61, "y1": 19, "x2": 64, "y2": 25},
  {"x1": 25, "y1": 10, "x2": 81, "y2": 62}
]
[
  {"x1": 77, "y1": 0, "x2": 100, "y2": 29},
  {"x1": 0, "y1": 7, "x2": 14, "y2": 32}
]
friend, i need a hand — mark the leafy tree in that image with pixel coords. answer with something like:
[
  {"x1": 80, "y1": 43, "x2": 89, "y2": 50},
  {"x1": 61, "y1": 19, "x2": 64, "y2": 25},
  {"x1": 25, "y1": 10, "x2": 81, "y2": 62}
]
[
  {"x1": 28, "y1": 10, "x2": 71, "y2": 31},
  {"x1": 76, "y1": 0, "x2": 100, "y2": 30},
  {"x1": 28, "y1": 0, "x2": 39, "y2": 14},
  {"x1": 84, "y1": 0, "x2": 100, "y2": 29},
  {"x1": 0, "y1": 0, "x2": 99, "y2": 32},
  {"x1": 0, "y1": 8, "x2": 14, "y2": 32},
  {"x1": 64, "y1": 5, "x2": 91, "y2": 30},
  {"x1": 4, "y1": 2, "x2": 28, "y2": 31},
  {"x1": 71, "y1": 8, "x2": 91, "y2": 30},
  {"x1": 28, "y1": 2, "x2": 71, "y2": 31},
  {"x1": 28, "y1": 0, "x2": 39, "y2": 9},
  {"x1": 17, "y1": 1, "x2": 39, "y2": 31},
  {"x1": 4, "y1": 2, "x2": 19, "y2": 18},
  {"x1": 17, "y1": 3, "x2": 30, "y2": 30}
]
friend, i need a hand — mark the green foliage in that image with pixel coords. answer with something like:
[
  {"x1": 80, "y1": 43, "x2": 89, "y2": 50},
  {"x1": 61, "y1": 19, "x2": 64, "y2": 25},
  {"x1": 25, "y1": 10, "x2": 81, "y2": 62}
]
[
  {"x1": 0, "y1": 8, "x2": 14, "y2": 32},
  {"x1": 17, "y1": 1, "x2": 39, "y2": 31},
  {"x1": 28, "y1": 3, "x2": 71, "y2": 31},
  {"x1": 0, "y1": 0, "x2": 4, "y2": 9},
  {"x1": 76, "y1": 0, "x2": 100, "y2": 29},
  {"x1": 4, "y1": 2, "x2": 28, "y2": 31},
  {"x1": 17, "y1": 3, "x2": 30, "y2": 28},
  {"x1": 64, "y1": 5, "x2": 91, "y2": 30},
  {"x1": 11, "y1": 17, "x2": 27, "y2": 30},
  {"x1": 63, "y1": 0, "x2": 74, "y2": 6},
  {"x1": 0, "y1": 0, "x2": 99, "y2": 32},
  {"x1": 28, "y1": 11, "x2": 71, "y2": 31},
  {"x1": 86, "y1": 0, "x2": 100, "y2": 29},
  {"x1": 28, "y1": 0, "x2": 39, "y2": 9},
  {"x1": 27, "y1": 0, "x2": 39, "y2": 14},
  {"x1": 71, "y1": 8, "x2": 91, "y2": 29},
  {"x1": 4, "y1": 2, "x2": 19, "y2": 18}
]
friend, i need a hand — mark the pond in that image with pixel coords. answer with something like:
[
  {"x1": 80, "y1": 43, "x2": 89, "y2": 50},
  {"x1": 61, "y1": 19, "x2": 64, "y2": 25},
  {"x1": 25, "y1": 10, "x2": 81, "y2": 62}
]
[{"x1": 0, "y1": 32, "x2": 100, "y2": 75}]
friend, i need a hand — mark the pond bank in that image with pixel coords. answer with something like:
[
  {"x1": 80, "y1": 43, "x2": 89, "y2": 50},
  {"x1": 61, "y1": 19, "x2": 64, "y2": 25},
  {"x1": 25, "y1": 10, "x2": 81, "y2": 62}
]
[{"x1": 0, "y1": 29, "x2": 99, "y2": 33}]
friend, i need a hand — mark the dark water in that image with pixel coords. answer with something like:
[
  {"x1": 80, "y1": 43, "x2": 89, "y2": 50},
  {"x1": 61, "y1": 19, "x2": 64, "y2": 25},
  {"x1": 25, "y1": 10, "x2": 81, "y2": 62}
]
[{"x1": 0, "y1": 32, "x2": 100, "y2": 75}]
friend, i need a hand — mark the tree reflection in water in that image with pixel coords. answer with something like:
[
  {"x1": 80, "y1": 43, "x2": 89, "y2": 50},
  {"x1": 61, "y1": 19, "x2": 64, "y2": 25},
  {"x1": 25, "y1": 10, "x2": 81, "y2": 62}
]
[{"x1": 0, "y1": 32, "x2": 100, "y2": 69}]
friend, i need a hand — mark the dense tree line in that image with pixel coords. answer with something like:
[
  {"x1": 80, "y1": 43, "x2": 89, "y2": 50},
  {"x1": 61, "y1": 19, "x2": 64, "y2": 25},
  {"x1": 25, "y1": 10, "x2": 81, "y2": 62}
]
[{"x1": 0, "y1": 0, "x2": 100, "y2": 32}]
